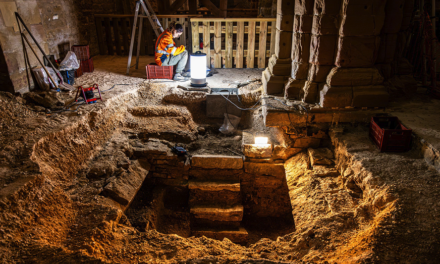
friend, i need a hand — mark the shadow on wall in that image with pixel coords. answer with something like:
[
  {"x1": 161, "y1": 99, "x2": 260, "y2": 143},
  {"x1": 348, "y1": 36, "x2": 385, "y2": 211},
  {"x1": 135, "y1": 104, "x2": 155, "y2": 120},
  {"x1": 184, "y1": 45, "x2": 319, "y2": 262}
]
[{"x1": 0, "y1": 44, "x2": 15, "y2": 93}]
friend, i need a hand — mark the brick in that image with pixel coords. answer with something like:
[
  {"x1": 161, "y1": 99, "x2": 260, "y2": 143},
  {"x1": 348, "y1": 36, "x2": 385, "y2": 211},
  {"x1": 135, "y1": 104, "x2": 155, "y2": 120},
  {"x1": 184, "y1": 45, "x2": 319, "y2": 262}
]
[
  {"x1": 243, "y1": 144, "x2": 272, "y2": 158},
  {"x1": 291, "y1": 33, "x2": 311, "y2": 63},
  {"x1": 312, "y1": 14, "x2": 339, "y2": 35},
  {"x1": 309, "y1": 34, "x2": 337, "y2": 66},
  {"x1": 291, "y1": 62, "x2": 309, "y2": 79},
  {"x1": 276, "y1": 13, "x2": 294, "y2": 32},
  {"x1": 335, "y1": 36, "x2": 381, "y2": 68},
  {"x1": 191, "y1": 155, "x2": 243, "y2": 169},
  {"x1": 319, "y1": 85, "x2": 353, "y2": 108},
  {"x1": 275, "y1": 29, "x2": 293, "y2": 59},
  {"x1": 293, "y1": 15, "x2": 313, "y2": 33},
  {"x1": 285, "y1": 78, "x2": 306, "y2": 99},
  {"x1": 352, "y1": 86, "x2": 389, "y2": 107},
  {"x1": 326, "y1": 67, "x2": 384, "y2": 86},
  {"x1": 244, "y1": 162, "x2": 285, "y2": 177},
  {"x1": 308, "y1": 64, "x2": 332, "y2": 82}
]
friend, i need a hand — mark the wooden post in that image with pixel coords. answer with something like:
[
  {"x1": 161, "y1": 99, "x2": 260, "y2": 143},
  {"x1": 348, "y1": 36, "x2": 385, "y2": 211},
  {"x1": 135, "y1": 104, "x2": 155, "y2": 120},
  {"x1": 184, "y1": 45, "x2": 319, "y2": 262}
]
[
  {"x1": 203, "y1": 22, "x2": 211, "y2": 66},
  {"x1": 258, "y1": 21, "x2": 267, "y2": 68},
  {"x1": 113, "y1": 18, "x2": 122, "y2": 55},
  {"x1": 104, "y1": 17, "x2": 113, "y2": 55},
  {"x1": 95, "y1": 17, "x2": 106, "y2": 55},
  {"x1": 269, "y1": 21, "x2": 276, "y2": 56},
  {"x1": 236, "y1": 22, "x2": 244, "y2": 68},
  {"x1": 120, "y1": 18, "x2": 129, "y2": 55},
  {"x1": 246, "y1": 21, "x2": 256, "y2": 68},
  {"x1": 220, "y1": 0, "x2": 227, "y2": 18},
  {"x1": 225, "y1": 22, "x2": 233, "y2": 68},
  {"x1": 192, "y1": 21, "x2": 200, "y2": 52},
  {"x1": 214, "y1": 21, "x2": 221, "y2": 68}
]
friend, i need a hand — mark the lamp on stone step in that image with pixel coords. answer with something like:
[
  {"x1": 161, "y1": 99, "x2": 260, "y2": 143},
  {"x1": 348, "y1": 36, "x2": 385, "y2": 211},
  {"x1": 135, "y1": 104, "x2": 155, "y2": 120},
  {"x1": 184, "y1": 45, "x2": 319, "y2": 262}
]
[
  {"x1": 190, "y1": 51, "x2": 207, "y2": 87},
  {"x1": 254, "y1": 132, "x2": 269, "y2": 146}
]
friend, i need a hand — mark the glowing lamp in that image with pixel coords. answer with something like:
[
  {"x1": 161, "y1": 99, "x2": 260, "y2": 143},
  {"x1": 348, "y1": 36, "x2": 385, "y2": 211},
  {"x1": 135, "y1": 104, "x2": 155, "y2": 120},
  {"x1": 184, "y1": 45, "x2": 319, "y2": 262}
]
[
  {"x1": 255, "y1": 136, "x2": 268, "y2": 145},
  {"x1": 190, "y1": 51, "x2": 207, "y2": 87}
]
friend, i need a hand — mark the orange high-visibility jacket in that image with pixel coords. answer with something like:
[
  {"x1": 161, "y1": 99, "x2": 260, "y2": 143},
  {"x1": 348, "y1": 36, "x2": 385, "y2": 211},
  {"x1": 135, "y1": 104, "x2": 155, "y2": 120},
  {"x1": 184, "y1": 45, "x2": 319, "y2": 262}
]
[{"x1": 155, "y1": 30, "x2": 185, "y2": 66}]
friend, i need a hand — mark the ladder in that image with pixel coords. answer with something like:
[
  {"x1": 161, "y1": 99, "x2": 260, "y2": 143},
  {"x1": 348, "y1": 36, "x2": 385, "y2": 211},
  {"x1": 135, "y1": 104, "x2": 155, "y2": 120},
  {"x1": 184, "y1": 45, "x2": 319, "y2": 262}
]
[{"x1": 126, "y1": 0, "x2": 164, "y2": 75}]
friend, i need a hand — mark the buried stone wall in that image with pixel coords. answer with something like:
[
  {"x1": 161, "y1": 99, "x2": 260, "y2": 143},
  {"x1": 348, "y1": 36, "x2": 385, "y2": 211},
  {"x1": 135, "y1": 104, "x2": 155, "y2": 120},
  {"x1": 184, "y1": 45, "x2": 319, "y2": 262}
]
[{"x1": 265, "y1": 0, "x2": 417, "y2": 108}]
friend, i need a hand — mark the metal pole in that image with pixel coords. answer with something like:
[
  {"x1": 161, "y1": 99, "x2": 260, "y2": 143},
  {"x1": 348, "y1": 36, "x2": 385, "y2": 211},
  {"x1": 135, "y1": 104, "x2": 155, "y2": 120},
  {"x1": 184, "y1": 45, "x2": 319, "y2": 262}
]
[
  {"x1": 126, "y1": 1, "x2": 141, "y2": 75},
  {"x1": 432, "y1": 0, "x2": 436, "y2": 90},
  {"x1": 16, "y1": 15, "x2": 30, "y2": 91}
]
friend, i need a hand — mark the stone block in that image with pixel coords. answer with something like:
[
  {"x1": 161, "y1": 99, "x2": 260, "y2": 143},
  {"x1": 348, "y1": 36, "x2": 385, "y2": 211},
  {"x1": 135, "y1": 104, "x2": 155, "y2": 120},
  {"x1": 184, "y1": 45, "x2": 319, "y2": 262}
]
[
  {"x1": 190, "y1": 205, "x2": 243, "y2": 222},
  {"x1": 253, "y1": 175, "x2": 284, "y2": 188},
  {"x1": 273, "y1": 145, "x2": 303, "y2": 160},
  {"x1": 339, "y1": 14, "x2": 385, "y2": 36},
  {"x1": 312, "y1": 165, "x2": 339, "y2": 177},
  {"x1": 291, "y1": 62, "x2": 309, "y2": 79},
  {"x1": 312, "y1": 14, "x2": 339, "y2": 35},
  {"x1": 243, "y1": 144, "x2": 272, "y2": 158},
  {"x1": 285, "y1": 78, "x2": 306, "y2": 99},
  {"x1": 16, "y1": 0, "x2": 41, "y2": 25},
  {"x1": 277, "y1": 0, "x2": 295, "y2": 15},
  {"x1": 292, "y1": 137, "x2": 320, "y2": 148},
  {"x1": 308, "y1": 64, "x2": 332, "y2": 82},
  {"x1": 309, "y1": 34, "x2": 337, "y2": 66},
  {"x1": 376, "y1": 33, "x2": 398, "y2": 64},
  {"x1": 308, "y1": 148, "x2": 334, "y2": 166},
  {"x1": 293, "y1": 15, "x2": 313, "y2": 33},
  {"x1": 275, "y1": 29, "x2": 293, "y2": 59},
  {"x1": 341, "y1": 0, "x2": 386, "y2": 16},
  {"x1": 314, "y1": 0, "x2": 342, "y2": 15},
  {"x1": 244, "y1": 162, "x2": 285, "y2": 177},
  {"x1": 263, "y1": 68, "x2": 287, "y2": 95},
  {"x1": 295, "y1": 0, "x2": 314, "y2": 15},
  {"x1": 192, "y1": 155, "x2": 243, "y2": 170},
  {"x1": 335, "y1": 36, "x2": 381, "y2": 68},
  {"x1": 276, "y1": 13, "x2": 294, "y2": 32},
  {"x1": 268, "y1": 55, "x2": 292, "y2": 76},
  {"x1": 326, "y1": 67, "x2": 384, "y2": 86},
  {"x1": 301, "y1": 81, "x2": 319, "y2": 103},
  {"x1": 291, "y1": 33, "x2": 311, "y2": 63},
  {"x1": 352, "y1": 85, "x2": 389, "y2": 107},
  {"x1": 189, "y1": 169, "x2": 242, "y2": 181},
  {"x1": 319, "y1": 85, "x2": 353, "y2": 108}
]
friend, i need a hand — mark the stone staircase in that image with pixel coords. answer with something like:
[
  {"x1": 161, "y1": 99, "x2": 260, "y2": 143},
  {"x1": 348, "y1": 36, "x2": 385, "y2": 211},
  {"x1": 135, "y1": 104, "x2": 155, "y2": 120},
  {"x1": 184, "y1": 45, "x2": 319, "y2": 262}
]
[{"x1": 189, "y1": 155, "x2": 248, "y2": 243}]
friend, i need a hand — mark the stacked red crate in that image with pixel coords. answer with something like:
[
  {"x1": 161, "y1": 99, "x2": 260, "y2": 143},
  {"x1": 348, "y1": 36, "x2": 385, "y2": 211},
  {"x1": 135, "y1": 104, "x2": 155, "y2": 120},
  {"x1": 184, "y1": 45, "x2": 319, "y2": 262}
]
[{"x1": 72, "y1": 45, "x2": 94, "y2": 77}]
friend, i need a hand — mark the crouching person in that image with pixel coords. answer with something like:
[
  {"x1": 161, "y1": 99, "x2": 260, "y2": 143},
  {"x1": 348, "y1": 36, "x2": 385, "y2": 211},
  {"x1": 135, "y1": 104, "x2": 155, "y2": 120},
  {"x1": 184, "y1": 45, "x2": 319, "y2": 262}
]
[{"x1": 155, "y1": 23, "x2": 188, "y2": 81}]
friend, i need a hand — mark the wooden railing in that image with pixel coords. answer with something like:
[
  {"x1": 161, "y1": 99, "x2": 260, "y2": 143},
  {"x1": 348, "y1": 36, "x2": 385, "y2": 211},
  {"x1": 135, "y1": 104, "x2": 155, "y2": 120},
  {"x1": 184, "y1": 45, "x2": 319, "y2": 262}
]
[
  {"x1": 94, "y1": 14, "x2": 197, "y2": 56},
  {"x1": 190, "y1": 18, "x2": 276, "y2": 68}
]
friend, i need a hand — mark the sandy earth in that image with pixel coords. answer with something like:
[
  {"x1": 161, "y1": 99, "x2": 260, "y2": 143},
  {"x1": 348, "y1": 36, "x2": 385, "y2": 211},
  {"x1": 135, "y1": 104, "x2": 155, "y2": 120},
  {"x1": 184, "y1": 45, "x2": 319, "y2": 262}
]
[{"x1": 0, "y1": 56, "x2": 440, "y2": 263}]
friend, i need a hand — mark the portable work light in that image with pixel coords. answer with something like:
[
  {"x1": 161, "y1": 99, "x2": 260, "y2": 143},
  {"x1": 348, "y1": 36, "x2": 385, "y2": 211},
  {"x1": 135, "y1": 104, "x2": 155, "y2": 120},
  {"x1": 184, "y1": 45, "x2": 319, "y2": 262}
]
[
  {"x1": 254, "y1": 132, "x2": 269, "y2": 145},
  {"x1": 190, "y1": 51, "x2": 207, "y2": 87}
]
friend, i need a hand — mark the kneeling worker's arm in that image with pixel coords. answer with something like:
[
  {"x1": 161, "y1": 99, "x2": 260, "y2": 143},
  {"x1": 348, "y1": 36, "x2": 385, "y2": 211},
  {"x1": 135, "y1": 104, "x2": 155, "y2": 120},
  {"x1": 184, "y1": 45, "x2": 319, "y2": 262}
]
[{"x1": 170, "y1": 45, "x2": 185, "y2": 56}]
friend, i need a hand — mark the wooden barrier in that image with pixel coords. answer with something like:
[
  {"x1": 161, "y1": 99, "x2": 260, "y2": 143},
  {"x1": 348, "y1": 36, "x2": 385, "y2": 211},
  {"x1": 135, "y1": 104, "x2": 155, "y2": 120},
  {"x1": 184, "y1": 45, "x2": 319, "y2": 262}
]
[
  {"x1": 190, "y1": 18, "x2": 276, "y2": 68},
  {"x1": 94, "y1": 14, "x2": 198, "y2": 56}
]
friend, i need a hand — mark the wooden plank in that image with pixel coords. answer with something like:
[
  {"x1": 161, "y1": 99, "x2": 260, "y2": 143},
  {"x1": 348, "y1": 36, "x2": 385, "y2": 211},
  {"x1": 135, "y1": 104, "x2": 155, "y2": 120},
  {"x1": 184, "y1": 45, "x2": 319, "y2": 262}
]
[
  {"x1": 113, "y1": 18, "x2": 122, "y2": 55},
  {"x1": 258, "y1": 21, "x2": 267, "y2": 68},
  {"x1": 214, "y1": 22, "x2": 221, "y2": 68},
  {"x1": 95, "y1": 14, "x2": 202, "y2": 18},
  {"x1": 209, "y1": 49, "x2": 270, "y2": 58},
  {"x1": 198, "y1": 25, "x2": 272, "y2": 34},
  {"x1": 95, "y1": 17, "x2": 107, "y2": 55},
  {"x1": 246, "y1": 21, "x2": 255, "y2": 68},
  {"x1": 191, "y1": 18, "x2": 276, "y2": 22},
  {"x1": 104, "y1": 17, "x2": 113, "y2": 55},
  {"x1": 120, "y1": 17, "x2": 129, "y2": 55},
  {"x1": 236, "y1": 21, "x2": 244, "y2": 68},
  {"x1": 203, "y1": 22, "x2": 211, "y2": 66},
  {"x1": 192, "y1": 21, "x2": 200, "y2": 52},
  {"x1": 225, "y1": 22, "x2": 233, "y2": 68},
  {"x1": 269, "y1": 21, "x2": 276, "y2": 56}
]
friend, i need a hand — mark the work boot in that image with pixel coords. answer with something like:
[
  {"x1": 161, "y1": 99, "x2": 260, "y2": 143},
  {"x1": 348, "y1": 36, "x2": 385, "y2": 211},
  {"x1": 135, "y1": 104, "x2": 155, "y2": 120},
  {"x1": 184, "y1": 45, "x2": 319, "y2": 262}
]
[{"x1": 173, "y1": 73, "x2": 189, "y2": 81}]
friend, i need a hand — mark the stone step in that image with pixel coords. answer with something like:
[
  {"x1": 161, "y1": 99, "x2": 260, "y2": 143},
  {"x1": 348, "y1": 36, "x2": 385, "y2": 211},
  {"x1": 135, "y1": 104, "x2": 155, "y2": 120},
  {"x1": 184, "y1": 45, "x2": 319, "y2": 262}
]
[
  {"x1": 192, "y1": 226, "x2": 249, "y2": 244},
  {"x1": 190, "y1": 205, "x2": 244, "y2": 222},
  {"x1": 191, "y1": 218, "x2": 241, "y2": 229},
  {"x1": 189, "y1": 168, "x2": 242, "y2": 181},
  {"x1": 189, "y1": 180, "x2": 242, "y2": 207}
]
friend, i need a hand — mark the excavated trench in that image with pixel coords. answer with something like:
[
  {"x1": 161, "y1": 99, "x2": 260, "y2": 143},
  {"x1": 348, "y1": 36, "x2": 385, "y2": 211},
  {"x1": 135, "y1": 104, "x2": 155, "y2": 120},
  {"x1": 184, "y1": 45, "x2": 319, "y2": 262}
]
[{"x1": 2, "y1": 84, "x2": 440, "y2": 263}]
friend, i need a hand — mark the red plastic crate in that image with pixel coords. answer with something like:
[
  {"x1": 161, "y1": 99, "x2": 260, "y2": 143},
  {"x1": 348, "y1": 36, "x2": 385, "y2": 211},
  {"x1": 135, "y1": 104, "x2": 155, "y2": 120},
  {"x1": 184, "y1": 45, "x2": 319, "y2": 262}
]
[
  {"x1": 75, "y1": 66, "x2": 83, "y2": 78},
  {"x1": 369, "y1": 116, "x2": 412, "y2": 152},
  {"x1": 80, "y1": 58, "x2": 94, "y2": 73},
  {"x1": 72, "y1": 45, "x2": 90, "y2": 60},
  {"x1": 146, "y1": 63, "x2": 174, "y2": 79}
]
